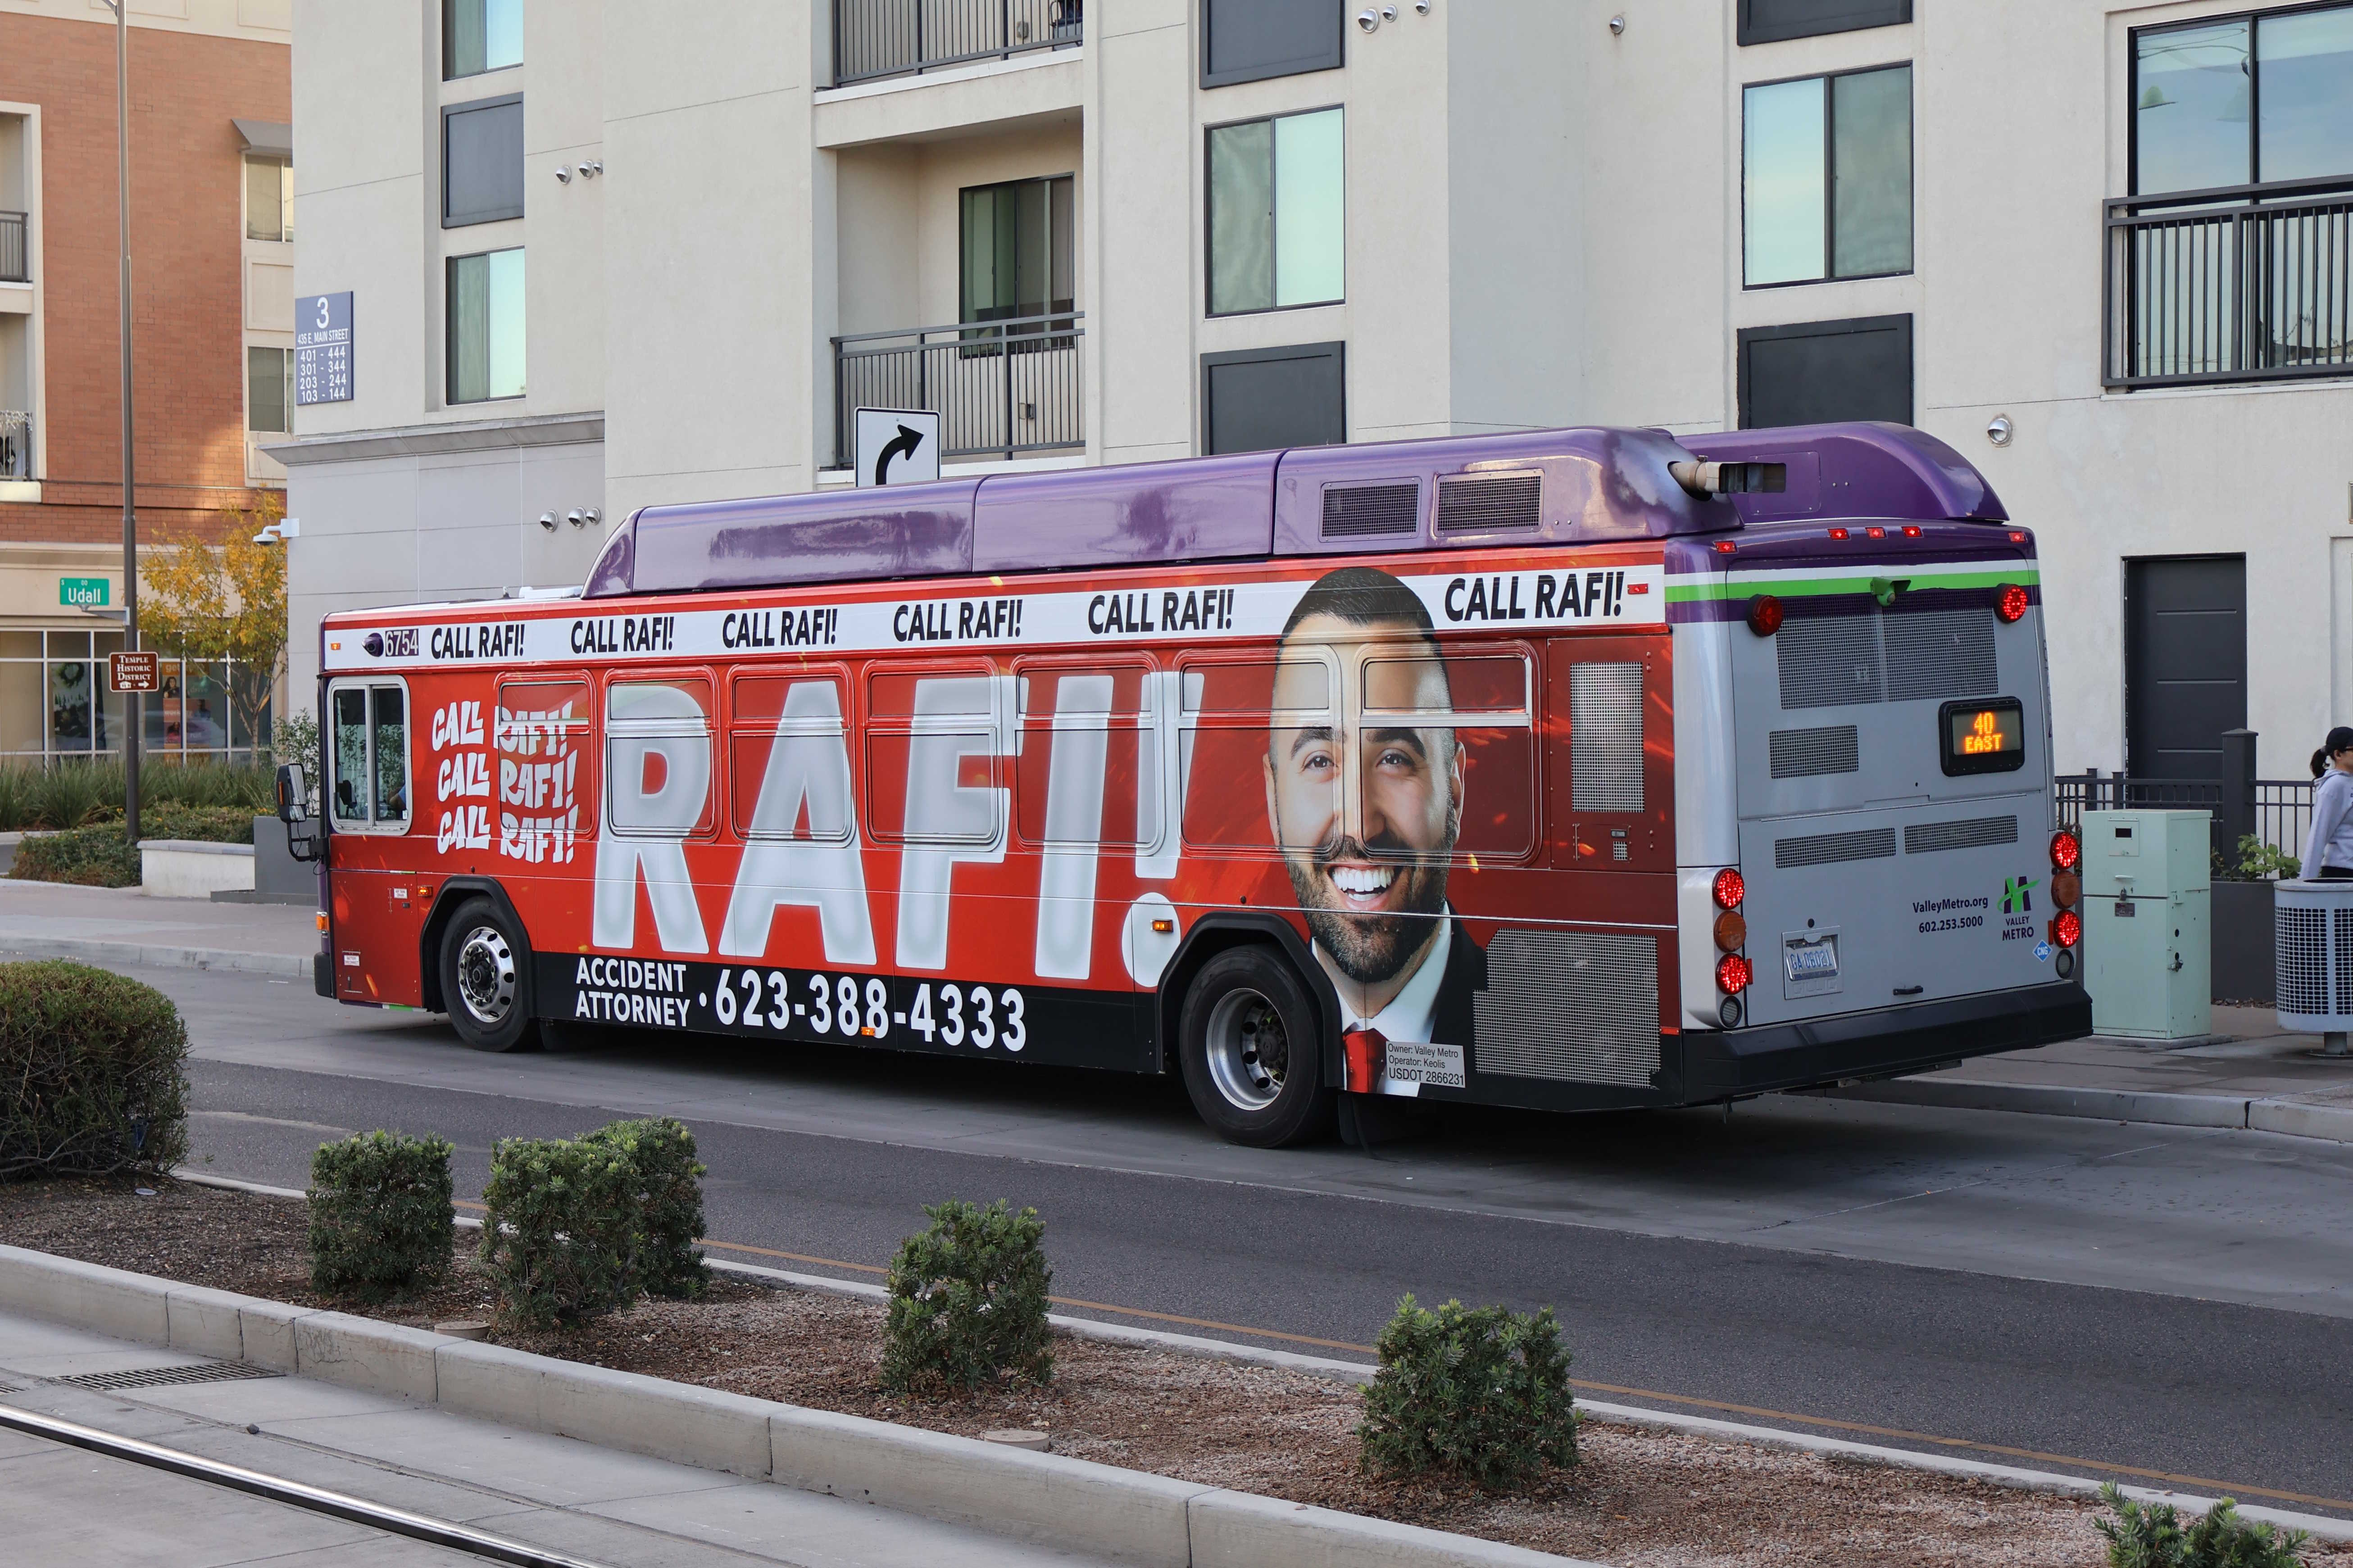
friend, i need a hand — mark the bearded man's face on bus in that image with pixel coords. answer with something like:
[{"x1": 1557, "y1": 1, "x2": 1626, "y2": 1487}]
[{"x1": 1263, "y1": 613, "x2": 1465, "y2": 988}]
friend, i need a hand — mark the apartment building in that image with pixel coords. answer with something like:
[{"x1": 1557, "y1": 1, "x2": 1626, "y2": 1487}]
[
  {"x1": 0, "y1": 0, "x2": 291, "y2": 763},
  {"x1": 279, "y1": 0, "x2": 2353, "y2": 788}
]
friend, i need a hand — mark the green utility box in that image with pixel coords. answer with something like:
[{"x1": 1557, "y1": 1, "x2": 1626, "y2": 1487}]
[{"x1": 2080, "y1": 809, "x2": 2211, "y2": 1040}]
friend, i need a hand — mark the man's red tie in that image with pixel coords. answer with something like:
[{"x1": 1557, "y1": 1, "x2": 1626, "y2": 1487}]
[{"x1": 1343, "y1": 1025, "x2": 1388, "y2": 1093}]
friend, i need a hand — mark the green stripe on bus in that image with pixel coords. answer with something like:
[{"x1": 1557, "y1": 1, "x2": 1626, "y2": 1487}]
[{"x1": 1664, "y1": 568, "x2": 2041, "y2": 603}]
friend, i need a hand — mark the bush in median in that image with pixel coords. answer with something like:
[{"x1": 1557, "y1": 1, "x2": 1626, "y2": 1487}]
[
  {"x1": 307, "y1": 1131, "x2": 456, "y2": 1302},
  {"x1": 0, "y1": 960, "x2": 187, "y2": 1180},
  {"x1": 881, "y1": 1199, "x2": 1053, "y2": 1394},
  {"x1": 2094, "y1": 1483, "x2": 2309, "y2": 1568},
  {"x1": 479, "y1": 1133, "x2": 640, "y2": 1326},
  {"x1": 583, "y1": 1116, "x2": 709, "y2": 1299},
  {"x1": 1358, "y1": 1294, "x2": 1579, "y2": 1491}
]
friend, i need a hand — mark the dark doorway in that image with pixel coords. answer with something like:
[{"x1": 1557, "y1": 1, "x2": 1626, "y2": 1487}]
[
  {"x1": 1736, "y1": 314, "x2": 1912, "y2": 429},
  {"x1": 2124, "y1": 555, "x2": 2246, "y2": 779}
]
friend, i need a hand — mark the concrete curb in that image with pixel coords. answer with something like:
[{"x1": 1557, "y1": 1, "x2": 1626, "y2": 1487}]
[
  {"x1": 166, "y1": 1169, "x2": 2353, "y2": 1542},
  {"x1": 0, "y1": 935, "x2": 309, "y2": 979},
  {"x1": 0, "y1": 1243, "x2": 1600, "y2": 1568},
  {"x1": 1823, "y1": 1077, "x2": 2353, "y2": 1146}
]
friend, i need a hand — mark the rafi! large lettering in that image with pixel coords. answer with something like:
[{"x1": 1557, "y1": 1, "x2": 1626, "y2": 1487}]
[
  {"x1": 720, "y1": 682, "x2": 875, "y2": 965},
  {"x1": 591, "y1": 682, "x2": 710, "y2": 954}
]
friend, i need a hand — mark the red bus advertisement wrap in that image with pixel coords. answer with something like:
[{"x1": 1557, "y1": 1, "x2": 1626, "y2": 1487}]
[{"x1": 307, "y1": 425, "x2": 2089, "y2": 1143}]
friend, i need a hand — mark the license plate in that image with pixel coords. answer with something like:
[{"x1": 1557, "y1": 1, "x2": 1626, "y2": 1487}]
[{"x1": 1785, "y1": 936, "x2": 1840, "y2": 982}]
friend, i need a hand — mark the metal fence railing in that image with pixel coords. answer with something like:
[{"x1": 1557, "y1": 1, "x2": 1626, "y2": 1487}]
[
  {"x1": 2103, "y1": 175, "x2": 2353, "y2": 390},
  {"x1": 834, "y1": 0, "x2": 1081, "y2": 86},
  {"x1": 0, "y1": 211, "x2": 24, "y2": 283},
  {"x1": 2056, "y1": 767, "x2": 2316, "y2": 866},
  {"x1": 833, "y1": 311, "x2": 1083, "y2": 469},
  {"x1": 0, "y1": 411, "x2": 28, "y2": 481}
]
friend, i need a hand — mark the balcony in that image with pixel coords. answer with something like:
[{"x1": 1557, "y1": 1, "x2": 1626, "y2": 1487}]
[
  {"x1": 832, "y1": 312, "x2": 1083, "y2": 469},
  {"x1": 833, "y1": 0, "x2": 1081, "y2": 87},
  {"x1": 0, "y1": 411, "x2": 27, "y2": 480},
  {"x1": 2104, "y1": 176, "x2": 2353, "y2": 390},
  {"x1": 0, "y1": 211, "x2": 24, "y2": 283}
]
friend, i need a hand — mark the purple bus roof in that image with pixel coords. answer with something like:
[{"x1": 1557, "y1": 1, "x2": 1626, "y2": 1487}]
[{"x1": 582, "y1": 421, "x2": 2004, "y2": 599}]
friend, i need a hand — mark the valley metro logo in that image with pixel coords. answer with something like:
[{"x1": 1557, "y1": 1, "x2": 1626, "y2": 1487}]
[{"x1": 2002, "y1": 875, "x2": 2038, "y2": 915}]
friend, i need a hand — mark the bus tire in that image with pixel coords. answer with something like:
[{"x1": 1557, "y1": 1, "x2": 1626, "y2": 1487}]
[
  {"x1": 438, "y1": 897, "x2": 538, "y2": 1053},
  {"x1": 1178, "y1": 946, "x2": 1333, "y2": 1147}
]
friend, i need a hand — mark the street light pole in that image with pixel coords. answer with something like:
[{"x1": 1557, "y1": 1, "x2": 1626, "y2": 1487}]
[{"x1": 107, "y1": 0, "x2": 140, "y2": 843}]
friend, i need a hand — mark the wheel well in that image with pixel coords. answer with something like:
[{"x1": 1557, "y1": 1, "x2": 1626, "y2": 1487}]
[
  {"x1": 418, "y1": 878, "x2": 530, "y2": 1015},
  {"x1": 1154, "y1": 913, "x2": 1338, "y2": 1084}
]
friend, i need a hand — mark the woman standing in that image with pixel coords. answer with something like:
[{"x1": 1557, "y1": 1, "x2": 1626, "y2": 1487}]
[{"x1": 2301, "y1": 726, "x2": 2353, "y2": 881}]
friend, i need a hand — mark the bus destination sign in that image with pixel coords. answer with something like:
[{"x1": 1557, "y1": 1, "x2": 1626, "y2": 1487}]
[{"x1": 1940, "y1": 698, "x2": 2025, "y2": 776}]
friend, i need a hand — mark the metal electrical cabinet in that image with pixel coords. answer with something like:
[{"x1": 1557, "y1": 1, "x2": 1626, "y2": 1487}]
[{"x1": 2080, "y1": 810, "x2": 2210, "y2": 1040}]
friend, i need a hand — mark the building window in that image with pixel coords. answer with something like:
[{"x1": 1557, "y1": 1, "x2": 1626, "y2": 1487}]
[
  {"x1": 2133, "y1": 6, "x2": 2353, "y2": 194},
  {"x1": 1201, "y1": 0, "x2": 1341, "y2": 88},
  {"x1": 444, "y1": 0, "x2": 522, "y2": 81},
  {"x1": 1202, "y1": 341, "x2": 1345, "y2": 455},
  {"x1": 244, "y1": 156, "x2": 292, "y2": 242},
  {"x1": 0, "y1": 632, "x2": 272, "y2": 765},
  {"x1": 960, "y1": 175, "x2": 1075, "y2": 336},
  {"x1": 1744, "y1": 64, "x2": 1911, "y2": 286},
  {"x1": 447, "y1": 248, "x2": 525, "y2": 404},
  {"x1": 443, "y1": 95, "x2": 524, "y2": 227},
  {"x1": 1736, "y1": 314, "x2": 1912, "y2": 429},
  {"x1": 1207, "y1": 107, "x2": 1344, "y2": 316},
  {"x1": 247, "y1": 346, "x2": 290, "y2": 434},
  {"x1": 1739, "y1": 0, "x2": 1910, "y2": 47}
]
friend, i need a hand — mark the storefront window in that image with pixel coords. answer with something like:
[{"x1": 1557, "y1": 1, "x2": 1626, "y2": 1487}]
[{"x1": 0, "y1": 633, "x2": 271, "y2": 765}]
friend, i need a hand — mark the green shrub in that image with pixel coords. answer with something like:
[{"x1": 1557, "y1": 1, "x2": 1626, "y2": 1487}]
[
  {"x1": 2095, "y1": 1483, "x2": 2308, "y2": 1568},
  {"x1": 479, "y1": 1133, "x2": 640, "y2": 1326},
  {"x1": 583, "y1": 1117, "x2": 709, "y2": 1299},
  {"x1": 308, "y1": 1131, "x2": 456, "y2": 1301},
  {"x1": 0, "y1": 961, "x2": 188, "y2": 1179},
  {"x1": 11, "y1": 826, "x2": 142, "y2": 886},
  {"x1": 0, "y1": 760, "x2": 276, "y2": 834},
  {"x1": 24, "y1": 764, "x2": 115, "y2": 831},
  {"x1": 881, "y1": 1199, "x2": 1053, "y2": 1395},
  {"x1": 1358, "y1": 1294, "x2": 1579, "y2": 1491}
]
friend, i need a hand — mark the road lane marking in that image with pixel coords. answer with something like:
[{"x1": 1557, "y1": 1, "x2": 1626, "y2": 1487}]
[{"x1": 448, "y1": 1200, "x2": 2353, "y2": 1514}]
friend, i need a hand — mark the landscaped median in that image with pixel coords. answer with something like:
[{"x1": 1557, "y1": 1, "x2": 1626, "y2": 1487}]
[{"x1": 0, "y1": 1237, "x2": 1584, "y2": 1568}]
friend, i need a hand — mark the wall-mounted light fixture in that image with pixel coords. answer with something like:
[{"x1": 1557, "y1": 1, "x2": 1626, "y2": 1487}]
[
  {"x1": 1357, "y1": 8, "x2": 1380, "y2": 31},
  {"x1": 1609, "y1": 14, "x2": 1626, "y2": 33},
  {"x1": 1986, "y1": 414, "x2": 2014, "y2": 447},
  {"x1": 577, "y1": 160, "x2": 602, "y2": 179},
  {"x1": 553, "y1": 165, "x2": 570, "y2": 184},
  {"x1": 538, "y1": 512, "x2": 559, "y2": 531}
]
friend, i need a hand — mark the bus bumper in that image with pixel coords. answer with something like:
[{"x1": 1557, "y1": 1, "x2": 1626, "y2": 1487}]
[{"x1": 1680, "y1": 980, "x2": 2092, "y2": 1101}]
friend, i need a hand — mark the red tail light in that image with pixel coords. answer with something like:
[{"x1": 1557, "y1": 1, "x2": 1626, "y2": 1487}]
[
  {"x1": 1902, "y1": 525, "x2": 1923, "y2": 538},
  {"x1": 1746, "y1": 595, "x2": 1784, "y2": 637},
  {"x1": 1716, "y1": 954, "x2": 1753, "y2": 995},
  {"x1": 1865, "y1": 526, "x2": 1886, "y2": 539},
  {"x1": 2050, "y1": 830, "x2": 2080, "y2": 871},
  {"x1": 1713, "y1": 868, "x2": 1745, "y2": 909},
  {"x1": 1996, "y1": 584, "x2": 2030, "y2": 624},
  {"x1": 2050, "y1": 909, "x2": 2082, "y2": 949}
]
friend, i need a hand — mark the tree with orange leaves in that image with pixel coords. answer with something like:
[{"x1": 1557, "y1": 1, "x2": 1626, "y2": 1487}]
[{"x1": 139, "y1": 493, "x2": 288, "y2": 758}]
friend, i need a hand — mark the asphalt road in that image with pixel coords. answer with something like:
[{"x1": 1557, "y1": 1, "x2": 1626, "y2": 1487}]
[{"x1": 148, "y1": 963, "x2": 2353, "y2": 1517}]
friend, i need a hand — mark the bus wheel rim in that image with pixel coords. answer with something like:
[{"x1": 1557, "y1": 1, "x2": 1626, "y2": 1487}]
[
  {"x1": 456, "y1": 927, "x2": 515, "y2": 1026},
  {"x1": 1204, "y1": 987, "x2": 1286, "y2": 1113}
]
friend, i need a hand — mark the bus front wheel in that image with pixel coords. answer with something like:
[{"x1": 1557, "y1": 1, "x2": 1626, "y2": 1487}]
[
  {"x1": 1178, "y1": 947, "x2": 1334, "y2": 1147},
  {"x1": 438, "y1": 897, "x2": 538, "y2": 1053}
]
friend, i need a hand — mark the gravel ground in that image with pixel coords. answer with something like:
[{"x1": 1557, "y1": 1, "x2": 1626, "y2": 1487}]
[{"x1": 3, "y1": 1175, "x2": 2341, "y2": 1568}]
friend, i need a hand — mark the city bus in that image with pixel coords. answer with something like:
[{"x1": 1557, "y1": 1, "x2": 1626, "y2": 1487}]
[{"x1": 292, "y1": 421, "x2": 2090, "y2": 1146}]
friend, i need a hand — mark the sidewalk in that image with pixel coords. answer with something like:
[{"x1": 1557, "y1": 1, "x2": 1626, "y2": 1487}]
[
  {"x1": 0, "y1": 1306, "x2": 1117, "y2": 1568},
  {"x1": 0, "y1": 879, "x2": 314, "y2": 978}
]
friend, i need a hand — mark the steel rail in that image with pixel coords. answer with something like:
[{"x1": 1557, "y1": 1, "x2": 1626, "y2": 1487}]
[{"x1": 0, "y1": 1402, "x2": 614, "y2": 1568}]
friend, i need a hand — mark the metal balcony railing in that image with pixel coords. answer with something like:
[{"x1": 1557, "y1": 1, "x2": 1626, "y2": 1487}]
[
  {"x1": 0, "y1": 412, "x2": 28, "y2": 480},
  {"x1": 2104, "y1": 175, "x2": 2353, "y2": 390},
  {"x1": 834, "y1": 0, "x2": 1081, "y2": 86},
  {"x1": 0, "y1": 211, "x2": 25, "y2": 283},
  {"x1": 833, "y1": 311, "x2": 1083, "y2": 469}
]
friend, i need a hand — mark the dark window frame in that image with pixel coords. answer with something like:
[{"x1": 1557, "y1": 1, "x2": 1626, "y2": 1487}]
[
  {"x1": 956, "y1": 171, "x2": 1079, "y2": 327},
  {"x1": 1741, "y1": 61, "x2": 1914, "y2": 290},
  {"x1": 1735, "y1": 313, "x2": 1913, "y2": 429},
  {"x1": 1200, "y1": 340, "x2": 1346, "y2": 456},
  {"x1": 442, "y1": 0, "x2": 522, "y2": 82},
  {"x1": 1204, "y1": 103, "x2": 1347, "y2": 319},
  {"x1": 445, "y1": 246, "x2": 526, "y2": 406},
  {"x1": 1739, "y1": 0, "x2": 1910, "y2": 46},
  {"x1": 441, "y1": 93, "x2": 525, "y2": 229},
  {"x1": 1200, "y1": 0, "x2": 1344, "y2": 89},
  {"x1": 2126, "y1": 0, "x2": 2353, "y2": 195}
]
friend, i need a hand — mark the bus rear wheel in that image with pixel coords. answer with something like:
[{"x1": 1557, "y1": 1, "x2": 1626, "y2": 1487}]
[
  {"x1": 439, "y1": 897, "x2": 537, "y2": 1053},
  {"x1": 1178, "y1": 947, "x2": 1333, "y2": 1147}
]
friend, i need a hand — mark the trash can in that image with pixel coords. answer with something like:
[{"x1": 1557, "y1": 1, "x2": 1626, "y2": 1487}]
[
  {"x1": 2274, "y1": 878, "x2": 2353, "y2": 1056},
  {"x1": 2080, "y1": 810, "x2": 2211, "y2": 1041}
]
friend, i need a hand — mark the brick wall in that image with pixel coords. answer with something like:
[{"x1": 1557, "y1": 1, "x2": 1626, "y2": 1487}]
[{"x1": 0, "y1": 12, "x2": 289, "y2": 547}]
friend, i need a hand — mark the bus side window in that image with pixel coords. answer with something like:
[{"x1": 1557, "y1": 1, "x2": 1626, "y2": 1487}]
[
  {"x1": 329, "y1": 681, "x2": 411, "y2": 830},
  {"x1": 1015, "y1": 663, "x2": 1157, "y2": 849},
  {"x1": 864, "y1": 669, "x2": 1007, "y2": 847},
  {"x1": 495, "y1": 678, "x2": 593, "y2": 862},
  {"x1": 1181, "y1": 656, "x2": 1331, "y2": 852},
  {"x1": 730, "y1": 675, "x2": 854, "y2": 844},
  {"x1": 605, "y1": 679, "x2": 714, "y2": 839},
  {"x1": 1360, "y1": 648, "x2": 1535, "y2": 861}
]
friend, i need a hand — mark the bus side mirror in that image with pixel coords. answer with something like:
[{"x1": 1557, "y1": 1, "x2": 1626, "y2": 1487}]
[{"x1": 276, "y1": 762, "x2": 309, "y2": 823}]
